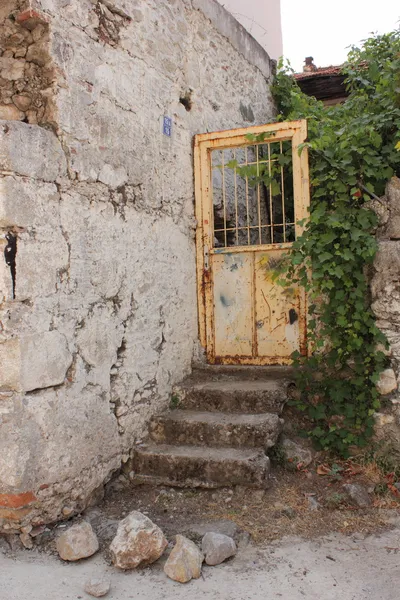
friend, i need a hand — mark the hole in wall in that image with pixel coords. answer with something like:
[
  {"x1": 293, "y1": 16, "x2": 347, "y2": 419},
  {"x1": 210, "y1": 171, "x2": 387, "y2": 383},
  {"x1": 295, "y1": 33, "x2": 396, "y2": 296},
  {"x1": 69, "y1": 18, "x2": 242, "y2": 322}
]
[{"x1": 179, "y1": 91, "x2": 193, "y2": 112}]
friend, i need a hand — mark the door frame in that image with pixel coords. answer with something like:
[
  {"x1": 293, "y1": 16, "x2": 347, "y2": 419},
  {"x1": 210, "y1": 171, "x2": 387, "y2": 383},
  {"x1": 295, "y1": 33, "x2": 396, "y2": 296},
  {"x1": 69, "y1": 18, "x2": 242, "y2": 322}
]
[{"x1": 194, "y1": 119, "x2": 310, "y2": 364}]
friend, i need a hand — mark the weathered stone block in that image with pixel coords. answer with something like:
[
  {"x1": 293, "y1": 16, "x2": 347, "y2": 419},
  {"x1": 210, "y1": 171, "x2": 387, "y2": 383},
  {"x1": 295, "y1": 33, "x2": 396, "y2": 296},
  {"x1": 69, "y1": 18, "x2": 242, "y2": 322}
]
[
  {"x1": 0, "y1": 176, "x2": 60, "y2": 229},
  {"x1": 0, "y1": 332, "x2": 72, "y2": 392},
  {"x1": 376, "y1": 369, "x2": 398, "y2": 395},
  {"x1": 20, "y1": 331, "x2": 72, "y2": 391},
  {"x1": 385, "y1": 177, "x2": 400, "y2": 239},
  {"x1": 0, "y1": 121, "x2": 67, "y2": 181}
]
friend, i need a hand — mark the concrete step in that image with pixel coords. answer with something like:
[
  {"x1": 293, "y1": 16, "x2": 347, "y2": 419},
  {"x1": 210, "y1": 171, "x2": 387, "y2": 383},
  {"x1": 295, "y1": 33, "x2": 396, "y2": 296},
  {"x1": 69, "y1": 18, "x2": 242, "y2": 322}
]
[
  {"x1": 173, "y1": 378, "x2": 292, "y2": 414},
  {"x1": 130, "y1": 444, "x2": 271, "y2": 488},
  {"x1": 149, "y1": 410, "x2": 283, "y2": 449},
  {"x1": 189, "y1": 365, "x2": 296, "y2": 381}
]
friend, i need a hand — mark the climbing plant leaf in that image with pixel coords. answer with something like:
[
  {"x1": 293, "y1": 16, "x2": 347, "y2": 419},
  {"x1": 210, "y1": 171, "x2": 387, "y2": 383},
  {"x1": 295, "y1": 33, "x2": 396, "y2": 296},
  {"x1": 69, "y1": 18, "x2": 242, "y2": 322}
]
[{"x1": 271, "y1": 30, "x2": 400, "y2": 456}]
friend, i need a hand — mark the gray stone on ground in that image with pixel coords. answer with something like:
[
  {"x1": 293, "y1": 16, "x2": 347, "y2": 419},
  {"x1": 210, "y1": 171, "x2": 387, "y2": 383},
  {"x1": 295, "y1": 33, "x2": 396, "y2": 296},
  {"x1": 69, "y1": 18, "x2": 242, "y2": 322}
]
[
  {"x1": 307, "y1": 496, "x2": 320, "y2": 511},
  {"x1": 164, "y1": 535, "x2": 204, "y2": 583},
  {"x1": 84, "y1": 577, "x2": 111, "y2": 598},
  {"x1": 202, "y1": 532, "x2": 237, "y2": 566},
  {"x1": 282, "y1": 437, "x2": 313, "y2": 467},
  {"x1": 342, "y1": 484, "x2": 371, "y2": 508},
  {"x1": 56, "y1": 522, "x2": 99, "y2": 562},
  {"x1": 109, "y1": 511, "x2": 167, "y2": 570}
]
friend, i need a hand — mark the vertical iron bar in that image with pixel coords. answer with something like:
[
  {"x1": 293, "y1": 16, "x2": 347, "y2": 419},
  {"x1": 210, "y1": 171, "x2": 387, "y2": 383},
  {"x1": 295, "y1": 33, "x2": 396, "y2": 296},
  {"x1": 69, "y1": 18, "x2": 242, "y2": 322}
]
[
  {"x1": 280, "y1": 141, "x2": 286, "y2": 242},
  {"x1": 256, "y1": 145, "x2": 262, "y2": 245},
  {"x1": 234, "y1": 149, "x2": 239, "y2": 246},
  {"x1": 245, "y1": 146, "x2": 250, "y2": 245},
  {"x1": 222, "y1": 150, "x2": 227, "y2": 247},
  {"x1": 268, "y1": 143, "x2": 274, "y2": 243}
]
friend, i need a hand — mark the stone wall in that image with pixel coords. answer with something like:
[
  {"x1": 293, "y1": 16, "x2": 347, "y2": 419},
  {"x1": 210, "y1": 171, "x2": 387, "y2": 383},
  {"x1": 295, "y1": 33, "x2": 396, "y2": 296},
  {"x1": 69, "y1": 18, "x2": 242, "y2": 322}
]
[
  {"x1": 0, "y1": 2, "x2": 57, "y2": 125},
  {"x1": 0, "y1": 0, "x2": 275, "y2": 531},
  {"x1": 371, "y1": 177, "x2": 400, "y2": 458}
]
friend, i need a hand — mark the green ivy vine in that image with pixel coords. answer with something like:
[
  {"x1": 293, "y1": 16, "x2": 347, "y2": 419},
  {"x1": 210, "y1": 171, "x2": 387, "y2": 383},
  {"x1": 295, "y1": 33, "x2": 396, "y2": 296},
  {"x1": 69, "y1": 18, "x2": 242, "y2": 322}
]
[{"x1": 272, "y1": 31, "x2": 400, "y2": 456}]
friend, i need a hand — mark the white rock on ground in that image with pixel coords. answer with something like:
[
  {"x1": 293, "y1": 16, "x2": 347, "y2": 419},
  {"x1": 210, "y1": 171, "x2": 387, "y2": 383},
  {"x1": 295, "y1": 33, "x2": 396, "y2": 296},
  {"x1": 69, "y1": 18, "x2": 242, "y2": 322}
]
[
  {"x1": 84, "y1": 577, "x2": 111, "y2": 598},
  {"x1": 164, "y1": 535, "x2": 204, "y2": 583},
  {"x1": 56, "y1": 522, "x2": 99, "y2": 562},
  {"x1": 109, "y1": 511, "x2": 167, "y2": 570},
  {"x1": 202, "y1": 532, "x2": 237, "y2": 566}
]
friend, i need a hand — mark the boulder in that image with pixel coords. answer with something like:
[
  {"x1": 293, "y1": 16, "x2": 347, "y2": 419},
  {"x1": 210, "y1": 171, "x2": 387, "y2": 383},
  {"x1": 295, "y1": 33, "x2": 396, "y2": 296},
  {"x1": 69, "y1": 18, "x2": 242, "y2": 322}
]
[
  {"x1": 342, "y1": 484, "x2": 371, "y2": 508},
  {"x1": 109, "y1": 511, "x2": 167, "y2": 570},
  {"x1": 56, "y1": 522, "x2": 99, "y2": 562},
  {"x1": 202, "y1": 532, "x2": 236, "y2": 566},
  {"x1": 164, "y1": 535, "x2": 203, "y2": 583},
  {"x1": 84, "y1": 578, "x2": 111, "y2": 598}
]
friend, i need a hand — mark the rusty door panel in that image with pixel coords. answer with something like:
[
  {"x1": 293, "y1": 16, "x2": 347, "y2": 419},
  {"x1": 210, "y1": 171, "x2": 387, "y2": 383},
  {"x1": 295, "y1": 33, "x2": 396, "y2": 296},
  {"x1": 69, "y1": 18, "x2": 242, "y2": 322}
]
[
  {"x1": 213, "y1": 253, "x2": 253, "y2": 357},
  {"x1": 194, "y1": 120, "x2": 310, "y2": 365},
  {"x1": 255, "y1": 251, "x2": 303, "y2": 361}
]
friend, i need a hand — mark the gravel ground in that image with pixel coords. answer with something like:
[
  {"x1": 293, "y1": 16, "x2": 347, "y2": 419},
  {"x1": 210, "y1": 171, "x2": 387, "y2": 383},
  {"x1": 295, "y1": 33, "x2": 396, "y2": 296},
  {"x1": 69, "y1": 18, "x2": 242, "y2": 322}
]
[{"x1": 1, "y1": 525, "x2": 400, "y2": 600}]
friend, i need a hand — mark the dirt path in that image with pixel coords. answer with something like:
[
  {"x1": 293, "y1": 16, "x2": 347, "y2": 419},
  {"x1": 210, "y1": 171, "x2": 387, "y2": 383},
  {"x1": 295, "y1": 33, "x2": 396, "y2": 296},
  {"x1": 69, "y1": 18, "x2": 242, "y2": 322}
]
[{"x1": 1, "y1": 527, "x2": 400, "y2": 600}]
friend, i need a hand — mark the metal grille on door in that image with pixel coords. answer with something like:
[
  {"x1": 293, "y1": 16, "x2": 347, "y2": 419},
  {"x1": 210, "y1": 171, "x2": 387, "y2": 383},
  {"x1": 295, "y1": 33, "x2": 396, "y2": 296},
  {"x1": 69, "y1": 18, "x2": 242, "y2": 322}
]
[{"x1": 195, "y1": 120, "x2": 310, "y2": 365}]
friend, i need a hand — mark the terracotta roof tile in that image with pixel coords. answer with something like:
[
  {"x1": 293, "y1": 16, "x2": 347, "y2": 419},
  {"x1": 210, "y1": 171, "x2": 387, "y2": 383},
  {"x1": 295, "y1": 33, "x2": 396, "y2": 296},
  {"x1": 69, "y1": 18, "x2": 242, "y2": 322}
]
[{"x1": 294, "y1": 65, "x2": 343, "y2": 80}]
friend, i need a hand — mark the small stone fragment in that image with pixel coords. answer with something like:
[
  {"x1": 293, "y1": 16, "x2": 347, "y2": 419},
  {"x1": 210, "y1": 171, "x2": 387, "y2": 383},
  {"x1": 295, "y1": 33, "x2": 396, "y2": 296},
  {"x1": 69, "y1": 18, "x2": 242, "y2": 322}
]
[
  {"x1": 30, "y1": 525, "x2": 46, "y2": 537},
  {"x1": 0, "y1": 58, "x2": 25, "y2": 80},
  {"x1": 56, "y1": 522, "x2": 99, "y2": 561},
  {"x1": 164, "y1": 535, "x2": 203, "y2": 583},
  {"x1": 307, "y1": 496, "x2": 320, "y2": 511},
  {"x1": 0, "y1": 104, "x2": 24, "y2": 120},
  {"x1": 84, "y1": 578, "x2": 111, "y2": 598},
  {"x1": 12, "y1": 94, "x2": 32, "y2": 111},
  {"x1": 342, "y1": 483, "x2": 371, "y2": 508},
  {"x1": 20, "y1": 525, "x2": 32, "y2": 535},
  {"x1": 376, "y1": 369, "x2": 397, "y2": 395},
  {"x1": 202, "y1": 532, "x2": 236, "y2": 566},
  {"x1": 32, "y1": 24, "x2": 47, "y2": 42},
  {"x1": 110, "y1": 511, "x2": 167, "y2": 569},
  {"x1": 19, "y1": 532, "x2": 33, "y2": 549},
  {"x1": 26, "y1": 43, "x2": 49, "y2": 67},
  {"x1": 282, "y1": 437, "x2": 314, "y2": 467},
  {"x1": 62, "y1": 506, "x2": 74, "y2": 517}
]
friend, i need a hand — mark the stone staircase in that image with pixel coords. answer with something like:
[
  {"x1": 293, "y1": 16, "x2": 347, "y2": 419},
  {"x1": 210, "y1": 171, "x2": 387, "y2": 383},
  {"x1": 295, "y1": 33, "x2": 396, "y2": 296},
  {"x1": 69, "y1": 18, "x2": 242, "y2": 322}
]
[{"x1": 129, "y1": 366, "x2": 295, "y2": 489}]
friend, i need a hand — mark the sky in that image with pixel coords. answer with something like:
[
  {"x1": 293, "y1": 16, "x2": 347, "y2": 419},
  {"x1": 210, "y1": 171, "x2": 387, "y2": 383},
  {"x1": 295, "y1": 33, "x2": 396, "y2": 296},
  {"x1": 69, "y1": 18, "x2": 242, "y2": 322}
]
[{"x1": 281, "y1": 0, "x2": 400, "y2": 72}]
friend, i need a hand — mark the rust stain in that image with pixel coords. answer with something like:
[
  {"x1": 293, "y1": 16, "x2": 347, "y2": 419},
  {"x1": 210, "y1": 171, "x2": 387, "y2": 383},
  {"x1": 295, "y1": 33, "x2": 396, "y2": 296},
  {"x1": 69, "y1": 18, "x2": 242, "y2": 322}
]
[{"x1": 0, "y1": 491, "x2": 37, "y2": 508}]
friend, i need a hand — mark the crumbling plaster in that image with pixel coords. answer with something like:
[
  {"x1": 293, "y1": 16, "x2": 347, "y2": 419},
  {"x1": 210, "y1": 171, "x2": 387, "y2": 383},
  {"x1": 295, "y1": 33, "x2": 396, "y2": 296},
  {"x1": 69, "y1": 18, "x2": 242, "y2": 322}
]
[{"x1": 0, "y1": 0, "x2": 275, "y2": 530}]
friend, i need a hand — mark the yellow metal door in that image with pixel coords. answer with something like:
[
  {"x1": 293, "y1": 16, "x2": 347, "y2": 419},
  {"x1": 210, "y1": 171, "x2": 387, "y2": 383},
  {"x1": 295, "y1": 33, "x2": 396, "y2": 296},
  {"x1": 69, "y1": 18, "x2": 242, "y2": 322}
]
[{"x1": 195, "y1": 120, "x2": 310, "y2": 365}]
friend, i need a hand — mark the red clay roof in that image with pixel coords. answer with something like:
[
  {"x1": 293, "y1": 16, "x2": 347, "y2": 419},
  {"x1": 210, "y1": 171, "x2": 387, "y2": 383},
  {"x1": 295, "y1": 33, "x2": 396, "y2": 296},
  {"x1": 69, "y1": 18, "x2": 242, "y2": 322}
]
[{"x1": 294, "y1": 65, "x2": 343, "y2": 80}]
